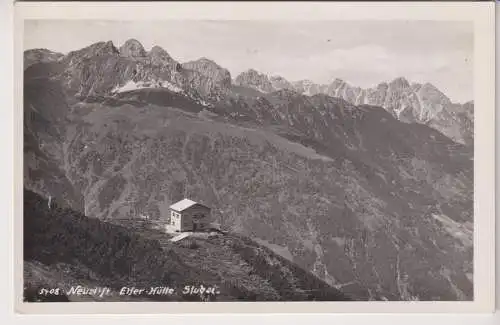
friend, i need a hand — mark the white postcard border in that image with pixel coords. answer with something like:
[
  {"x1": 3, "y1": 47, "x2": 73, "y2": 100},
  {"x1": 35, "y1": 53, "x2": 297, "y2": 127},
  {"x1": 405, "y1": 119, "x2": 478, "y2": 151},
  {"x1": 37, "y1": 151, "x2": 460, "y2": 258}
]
[{"x1": 12, "y1": 1, "x2": 496, "y2": 314}]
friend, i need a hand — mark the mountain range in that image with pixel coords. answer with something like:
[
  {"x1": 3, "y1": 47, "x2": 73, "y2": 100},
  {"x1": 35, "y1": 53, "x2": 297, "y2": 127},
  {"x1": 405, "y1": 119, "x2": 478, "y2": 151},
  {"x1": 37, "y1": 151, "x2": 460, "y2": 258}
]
[
  {"x1": 23, "y1": 39, "x2": 474, "y2": 301},
  {"x1": 234, "y1": 70, "x2": 473, "y2": 146},
  {"x1": 25, "y1": 41, "x2": 474, "y2": 147}
]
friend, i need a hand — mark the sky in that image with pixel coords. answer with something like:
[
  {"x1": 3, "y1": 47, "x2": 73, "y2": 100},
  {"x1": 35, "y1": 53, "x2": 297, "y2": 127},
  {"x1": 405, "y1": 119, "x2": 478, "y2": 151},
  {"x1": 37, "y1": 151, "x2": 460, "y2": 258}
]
[{"x1": 24, "y1": 20, "x2": 473, "y2": 103}]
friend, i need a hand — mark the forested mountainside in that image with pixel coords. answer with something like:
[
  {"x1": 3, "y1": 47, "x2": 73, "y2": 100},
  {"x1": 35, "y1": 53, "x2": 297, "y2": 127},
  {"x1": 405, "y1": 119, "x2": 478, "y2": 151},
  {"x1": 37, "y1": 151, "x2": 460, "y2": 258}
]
[{"x1": 23, "y1": 40, "x2": 473, "y2": 301}]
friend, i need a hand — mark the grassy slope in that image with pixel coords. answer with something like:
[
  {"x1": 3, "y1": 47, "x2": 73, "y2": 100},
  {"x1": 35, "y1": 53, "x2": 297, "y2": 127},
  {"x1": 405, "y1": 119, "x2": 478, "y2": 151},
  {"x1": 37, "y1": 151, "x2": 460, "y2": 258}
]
[{"x1": 23, "y1": 189, "x2": 351, "y2": 302}]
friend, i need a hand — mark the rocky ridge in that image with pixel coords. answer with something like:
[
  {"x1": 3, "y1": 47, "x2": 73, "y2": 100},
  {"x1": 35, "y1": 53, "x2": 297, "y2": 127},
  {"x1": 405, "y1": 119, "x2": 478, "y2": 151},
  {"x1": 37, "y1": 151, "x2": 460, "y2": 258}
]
[
  {"x1": 24, "y1": 48, "x2": 64, "y2": 70},
  {"x1": 27, "y1": 39, "x2": 232, "y2": 104},
  {"x1": 233, "y1": 70, "x2": 473, "y2": 145},
  {"x1": 24, "y1": 39, "x2": 473, "y2": 146}
]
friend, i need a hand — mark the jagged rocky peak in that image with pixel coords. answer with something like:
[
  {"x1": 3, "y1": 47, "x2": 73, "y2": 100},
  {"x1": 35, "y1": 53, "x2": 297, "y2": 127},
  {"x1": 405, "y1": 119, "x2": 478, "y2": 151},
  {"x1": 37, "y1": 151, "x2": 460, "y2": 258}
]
[
  {"x1": 234, "y1": 69, "x2": 275, "y2": 93},
  {"x1": 328, "y1": 78, "x2": 350, "y2": 93},
  {"x1": 418, "y1": 82, "x2": 451, "y2": 104},
  {"x1": 184, "y1": 57, "x2": 220, "y2": 67},
  {"x1": 269, "y1": 74, "x2": 287, "y2": 82},
  {"x1": 295, "y1": 79, "x2": 316, "y2": 85},
  {"x1": 330, "y1": 78, "x2": 347, "y2": 86},
  {"x1": 119, "y1": 39, "x2": 147, "y2": 58},
  {"x1": 182, "y1": 57, "x2": 232, "y2": 81},
  {"x1": 24, "y1": 48, "x2": 64, "y2": 69},
  {"x1": 235, "y1": 68, "x2": 261, "y2": 82},
  {"x1": 181, "y1": 57, "x2": 233, "y2": 98},
  {"x1": 420, "y1": 82, "x2": 439, "y2": 91},
  {"x1": 62, "y1": 40, "x2": 119, "y2": 66},
  {"x1": 272, "y1": 87, "x2": 301, "y2": 98},
  {"x1": 420, "y1": 82, "x2": 444, "y2": 94},
  {"x1": 462, "y1": 100, "x2": 474, "y2": 114},
  {"x1": 148, "y1": 45, "x2": 172, "y2": 60},
  {"x1": 148, "y1": 45, "x2": 179, "y2": 68},
  {"x1": 269, "y1": 74, "x2": 294, "y2": 90},
  {"x1": 71, "y1": 40, "x2": 118, "y2": 57},
  {"x1": 462, "y1": 101, "x2": 474, "y2": 119},
  {"x1": 24, "y1": 48, "x2": 63, "y2": 57},
  {"x1": 240, "y1": 68, "x2": 261, "y2": 76},
  {"x1": 88, "y1": 41, "x2": 120, "y2": 56},
  {"x1": 375, "y1": 81, "x2": 389, "y2": 90},
  {"x1": 410, "y1": 81, "x2": 422, "y2": 89},
  {"x1": 389, "y1": 76, "x2": 411, "y2": 89},
  {"x1": 292, "y1": 79, "x2": 326, "y2": 96}
]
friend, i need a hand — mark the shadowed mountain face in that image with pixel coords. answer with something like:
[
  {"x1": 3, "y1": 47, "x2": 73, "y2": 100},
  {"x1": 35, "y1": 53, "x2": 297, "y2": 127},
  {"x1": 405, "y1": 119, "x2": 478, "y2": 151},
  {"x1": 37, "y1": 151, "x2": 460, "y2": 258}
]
[
  {"x1": 182, "y1": 58, "x2": 233, "y2": 101},
  {"x1": 24, "y1": 39, "x2": 473, "y2": 301}
]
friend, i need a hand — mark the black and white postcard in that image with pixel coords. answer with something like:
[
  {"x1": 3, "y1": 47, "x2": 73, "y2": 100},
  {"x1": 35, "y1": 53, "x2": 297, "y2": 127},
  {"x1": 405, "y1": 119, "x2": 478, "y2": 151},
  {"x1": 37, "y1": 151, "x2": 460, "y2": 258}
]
[{"x1": 13, "y1": 1, "x2": 495, "y2": 314}]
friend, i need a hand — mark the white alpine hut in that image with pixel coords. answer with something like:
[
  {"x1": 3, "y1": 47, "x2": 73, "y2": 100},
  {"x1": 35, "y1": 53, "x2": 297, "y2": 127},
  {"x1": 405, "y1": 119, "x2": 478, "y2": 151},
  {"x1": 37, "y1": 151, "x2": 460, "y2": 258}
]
[{"x1": 167, "y1": 198, "x2": 212, "y2": 232}]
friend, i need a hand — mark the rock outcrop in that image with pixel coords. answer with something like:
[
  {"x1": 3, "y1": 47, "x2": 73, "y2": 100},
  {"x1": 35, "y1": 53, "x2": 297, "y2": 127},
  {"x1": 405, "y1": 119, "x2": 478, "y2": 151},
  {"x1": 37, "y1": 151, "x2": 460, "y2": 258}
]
[
  {"x1": 182, "y1": 58, "x2": 232, "y2": 100},
  {"x1": 24, "y1": 48, "x2": 64, "y2": 70},
  {"x1": 234, "y1": 69, "x2": 275, "y2": 93},
  {"x1": 119, "y1": 38, "x2": 147, "y2": 58}
]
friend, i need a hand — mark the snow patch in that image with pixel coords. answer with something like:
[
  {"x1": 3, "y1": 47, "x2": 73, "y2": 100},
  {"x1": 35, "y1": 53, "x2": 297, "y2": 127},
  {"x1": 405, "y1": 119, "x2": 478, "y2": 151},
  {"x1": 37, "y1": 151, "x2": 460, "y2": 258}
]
[
  {"x1": 197, "y1": 99, "x2": 214, "y2": 108},
  {"x1": 112, "y1": 79, "x2": 183, "y2": 94}
]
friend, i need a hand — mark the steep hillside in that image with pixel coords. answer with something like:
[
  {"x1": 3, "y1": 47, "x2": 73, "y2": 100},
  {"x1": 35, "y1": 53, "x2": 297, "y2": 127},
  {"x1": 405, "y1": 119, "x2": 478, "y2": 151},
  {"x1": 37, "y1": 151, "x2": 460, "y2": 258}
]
[
  {"x1": 23, "y1": 75, "x2": 84, "y2": 212},
  {"x1": 24, "y1": 189, "x2": 351, "y2": 302},
  {"x1": 23, "y1": 40, "x2": 474, "y2": 302}
]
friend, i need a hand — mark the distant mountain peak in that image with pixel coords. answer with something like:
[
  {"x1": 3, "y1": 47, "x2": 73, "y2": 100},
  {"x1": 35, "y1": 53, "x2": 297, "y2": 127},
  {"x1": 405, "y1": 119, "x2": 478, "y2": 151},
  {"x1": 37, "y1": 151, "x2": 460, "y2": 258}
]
[
  {"x1": 389, "y1": 76, "x2": 410, "y2": 89},
  {"x1": 97, "y1": 41, "x2": 118, "y2": 52},
  {"x1": 23, "y1": 48, "x2": 64, "y2": 69},
  {"x1": 421, "y1": 82, "x2": 440, "y2": 91},
  {"x1": 296, "y1": 79, "x2": 315, "y2": 85},
  {"x1": 269, "y1": 75, "x2": 294, "y2": 91},
  {"x1": 245, "y1": 68, "x2": 261, "y2": 74},
  {"x1": 119, "y1": 39, "x2": 147, "y2": 58},
  {"x1": 415, "y1": 82, "x2": 452, "y2": 109},
  {"x1": 181, "y1": 57, "x2": 233, "y2": 99},
  {"x1": 238, "y1": 68, "x2": 270, "y2": 80},
  {"x1": 86, "y1": 41, "x2": 120, "y2": 56},
  {"x1": 147, "y1": 46, "x2": 177, "y2": 67},
  {"x1": 269, "y1": 74, "x2": 287, "y2": 81},
  {"x1": 330, "y1": 78, "x2": 350, "y2": 89},
  {"x1": 376, "y1": 81, "x2": 389, "y2": 88},
  {"x1": 62, "y1": 40, "x2": 119, "y2": 66},
  {"x1": 24, "y1": 48, "x2": 62, "y2": 55},
  {"x1": 234, "y1": 69, "x2": 274, "y2": 93},
  {"x1": 183, "y1": 57, "x2": 228, "y2": 72},
  {"x1": 149, "y1": 45, "x2": 171, "y2": 57},
  {"x1": 192, "y1": 57, "x2": 220, "y2": 66},
  {"x1": 291, "y1": 79, "x2": 326, "y2": 96}
]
